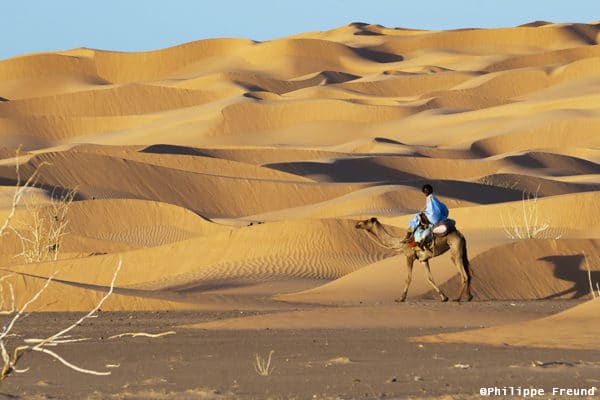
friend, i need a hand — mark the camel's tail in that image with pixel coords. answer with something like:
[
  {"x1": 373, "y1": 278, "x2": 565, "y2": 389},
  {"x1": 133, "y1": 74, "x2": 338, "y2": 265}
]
[{"x1": 461, "y1": 232, "x2": 472, "y2": 279}]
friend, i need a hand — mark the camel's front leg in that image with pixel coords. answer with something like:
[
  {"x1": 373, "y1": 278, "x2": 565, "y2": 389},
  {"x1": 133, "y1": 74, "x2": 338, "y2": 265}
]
[
  {"x1": 397, "y1": 256, "x2": 415, "y2": 302},
  {"x1": 422, "y1": 260, "x2": 448, "y2": 302}
]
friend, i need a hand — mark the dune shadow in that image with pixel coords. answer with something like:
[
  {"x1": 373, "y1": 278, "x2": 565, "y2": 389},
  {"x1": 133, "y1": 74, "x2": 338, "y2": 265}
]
[
  {"x1": 373, "y1": 137, "x2": 406, "y2": 145},
  {"x1": 0, "y1": 179, "x2": 87, "y2": 202},
  {"x1": 140, "y1": 144, "x2": 215, "y2": 158},
  {"x1": 353, "y1": 47, "x2": 403, "y2": 63},
  {"x1": 36, "y1": 184, "x2": 85, "y2": 202},
  {"x1": 540, "y1": 254, "x2": 600, "y2": 299},
  {"x1": 168, "y1": 280, "x2": 257, "y2": 294},
  {"x1": 518, "y1": 20, "x2": 552, "y2": 27},
  {"x1": 318, "y1": 70, "x2": 361, "y2": 84},
  {"x1": 233, "y1": 81, "x2": 264, "y2": 92},
  {"x1": 354, "y1": 30, "x2": 383, "y2": 36},
  {"x1": 1, "y1": 270, "x2": 187, "y2": 303},
  {"x1": 422, "y1": 180, "x2": 524, "y2": 204},
  {"x1": 264, "y1": 160, "x2": 527, "y2": 203},
  {"x1": 350, "y1": 22, "x2": 385, "y2": 36},
  {"x1": 243, "y1": 92, "x2": 265, "y2": 100},
  {"x1": 566, "y1": 24, "x2": 599, "y2": 45},
  {"x1": 506, "y1": 152, "x2": 600, "y2": 176},
  {"x1": 265, "y1": 158, "x2": 421, "y2": 182}
]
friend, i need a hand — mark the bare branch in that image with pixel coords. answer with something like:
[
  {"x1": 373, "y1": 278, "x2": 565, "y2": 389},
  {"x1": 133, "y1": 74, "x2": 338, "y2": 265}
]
[
  {"x1": 0, "y1": 256, "x2": 176, "y2": 382},
  {"x1": 0, "y1": 261, "x2": 119, "y2": 380},
  {"x1": 0, "y1": 273, "x2": 56, "y2": 342},
  {"x1": 107, "y1": 331, "x2": 176, "y2": 340},
  {"x1": 24, "y1": 337, "x2": 91, "y2": 345},
  {"x1": 33, "y1": 347, "x2": 110, "y2": 376},
  {"x1": 33, "y1": 258, "x2": 122, "y2": 349}
]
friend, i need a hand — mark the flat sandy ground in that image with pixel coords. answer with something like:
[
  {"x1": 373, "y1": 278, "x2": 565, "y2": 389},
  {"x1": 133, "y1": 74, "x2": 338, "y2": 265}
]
[{"x1": 1, "y1": 300, "x2": 599, "y2": 400}]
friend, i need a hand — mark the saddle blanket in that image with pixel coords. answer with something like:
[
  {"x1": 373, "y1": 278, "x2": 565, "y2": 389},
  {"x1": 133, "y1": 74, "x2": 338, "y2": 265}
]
[{"x1": 432, "y1": 219, "x2": 456, "y2": 236}]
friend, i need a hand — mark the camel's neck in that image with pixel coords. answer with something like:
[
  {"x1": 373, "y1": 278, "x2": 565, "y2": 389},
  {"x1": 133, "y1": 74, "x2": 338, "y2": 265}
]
[{"x1": 368, "y1": 223, "x2": 406, "y2": 251}]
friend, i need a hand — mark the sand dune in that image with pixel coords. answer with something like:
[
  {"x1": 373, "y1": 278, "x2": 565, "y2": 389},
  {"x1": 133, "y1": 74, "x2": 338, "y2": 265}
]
[
  {"x1": 0, "y1": 146, "x2": 26, "y2": 159},
  {"x1": 0, "y1": 150, "x2": 364, "y2": 218},
  {"x1": 0, "y1": 272, "x2": 199, "y2": 312},
  {"x1": 65, "y1": 198, "x2": 224, "y2": 243},
  {"x1": 94, "y1": 39, "x2": 254, "y2": 83},
  {"x1": 336, "y1": 71, "x2": 476, "y2": 97},
  {"x1": 0, "y1": 21, "x2": 598, "y2": 330},
  {"x1": 448, "y1": 239, "x2": 600, "y2": 300},
  {"x1": 413, "y1": 299, "x2": 600, "y2": 349},
  {"x1": 0, "y1": 84, "x2": 217, "y2": 116},
  {"x1": 5, "y1": 218, "x2": 383, "y2": 286},
  {"x1": 220, "y1": 99, "x2": 424, "y2": 136},
  {"x1": 0, "y1": 198, "x2": 222, "y2": 265},
  {"x1": 75, "y1": 144, "x2": 315, "y2": 182},
  {"x1": 485, "y1": 44, "x2": 600, "y2": 73}
]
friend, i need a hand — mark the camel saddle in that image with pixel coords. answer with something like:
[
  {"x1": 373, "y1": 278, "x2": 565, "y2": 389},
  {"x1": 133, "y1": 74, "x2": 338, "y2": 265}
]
[{"x1": 432, "y1": 219, "x2": 456, "y2": 237}]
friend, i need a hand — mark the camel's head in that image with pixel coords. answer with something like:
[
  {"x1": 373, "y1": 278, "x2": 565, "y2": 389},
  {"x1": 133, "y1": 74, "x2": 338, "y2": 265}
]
[{"x1": 355, "y1": 217, "x2": 379, "y2": 231}]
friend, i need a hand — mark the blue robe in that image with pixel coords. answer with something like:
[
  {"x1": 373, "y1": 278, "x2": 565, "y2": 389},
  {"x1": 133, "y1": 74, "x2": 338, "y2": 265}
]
[{"x1": 408, "y1": 194, "x2": 449, "y2": 231}]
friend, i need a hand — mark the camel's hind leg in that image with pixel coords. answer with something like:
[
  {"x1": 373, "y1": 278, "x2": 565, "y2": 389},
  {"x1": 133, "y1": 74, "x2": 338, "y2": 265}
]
[
  {"x1": 422, "y1": 260, "x2": 448, "y2": 302},
  {"x1": 450, "y1": 238, "x2": 472, "y2": 302},
  {"x1": 452, "y1": 261, "x2": 468, "y2": 301}
]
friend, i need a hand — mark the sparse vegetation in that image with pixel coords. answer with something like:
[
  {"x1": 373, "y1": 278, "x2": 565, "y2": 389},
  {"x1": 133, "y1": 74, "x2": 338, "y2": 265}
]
[
  {"x1": 0, "y1": 275, "x2": 15, "y2": 315},
  {"x1": 254, "y1": 350, "x2": 275, "y2": 376},
  {"x1": 584, "y1": 252, "x2": 600, "y2": 299},
  {"x1": 0, "y1": 149, "x2": 175, "y2": 383},
  {"x1": 11, "y1": 187, "x2": 76, "y2": 263},
  {"x1": 501, "y1": 186, "x2": 563, "y2": 239},
  {"x1": 0, "y1": 147, "x2": 75, "y2": 264}
]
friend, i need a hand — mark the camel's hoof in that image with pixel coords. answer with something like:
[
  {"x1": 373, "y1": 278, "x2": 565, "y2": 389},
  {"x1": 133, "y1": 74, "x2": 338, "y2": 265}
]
[
  {"x1": 395, "y1": 297, "x2": 406, "y2": 303},
  {"x1": 467, "y1": 294, "x2": 474, "y2": 302},
  {"x1": 440, "y1": 296, "x2": 449, "y2": 302}
]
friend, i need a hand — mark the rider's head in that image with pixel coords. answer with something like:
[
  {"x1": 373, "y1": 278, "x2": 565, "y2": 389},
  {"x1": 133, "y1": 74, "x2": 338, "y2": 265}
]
[{"x1": 422, "y1": 184, "x2": 433, "y2": 196}]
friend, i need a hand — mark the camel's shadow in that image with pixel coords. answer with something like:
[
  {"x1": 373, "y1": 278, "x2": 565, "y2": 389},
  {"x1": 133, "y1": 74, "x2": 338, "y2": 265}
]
[{"x1": 541, "y1": 254, "x2": 600, "y2": 299}]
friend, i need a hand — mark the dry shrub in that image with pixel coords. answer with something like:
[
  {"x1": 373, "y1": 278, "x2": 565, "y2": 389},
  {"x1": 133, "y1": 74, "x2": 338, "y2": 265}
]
[{"x1": 501, "y1": 186, "x2": 563, "y2": 239}]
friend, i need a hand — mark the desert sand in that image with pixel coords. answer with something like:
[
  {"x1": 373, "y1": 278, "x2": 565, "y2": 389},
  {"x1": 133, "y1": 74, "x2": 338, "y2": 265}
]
[{"x1": 0, "y1": 21, "x2": 599, "y2": 399}]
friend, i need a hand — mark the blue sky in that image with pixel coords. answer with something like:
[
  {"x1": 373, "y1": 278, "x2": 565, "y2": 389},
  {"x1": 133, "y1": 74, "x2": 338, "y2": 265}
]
[{"x1": 2, "y1": 0, "x2": 598, "y2": 60}]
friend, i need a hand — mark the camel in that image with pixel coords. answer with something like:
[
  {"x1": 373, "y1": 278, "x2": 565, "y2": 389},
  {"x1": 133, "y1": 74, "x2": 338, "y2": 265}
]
[{"x1": 355, "y1": 217, "x2": 472, "y2": 302}]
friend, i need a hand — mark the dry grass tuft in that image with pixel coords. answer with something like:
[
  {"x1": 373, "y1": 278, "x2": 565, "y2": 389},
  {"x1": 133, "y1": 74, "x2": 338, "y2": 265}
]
[{"x1": 254, "y1": 350, "x2": 275, "y2": 376}]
